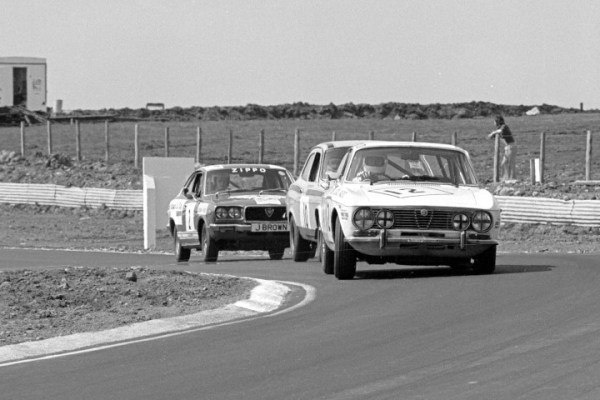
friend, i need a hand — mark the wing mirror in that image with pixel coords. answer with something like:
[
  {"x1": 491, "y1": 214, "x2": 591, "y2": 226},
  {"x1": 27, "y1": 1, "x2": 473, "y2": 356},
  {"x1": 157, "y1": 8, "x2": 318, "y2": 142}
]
[
  {"x1": 327, "y1": 171, "x2": 341, "y2": 180},
  {"x1": 320, "y1": 171, "x2": 340, "y2": 189}
]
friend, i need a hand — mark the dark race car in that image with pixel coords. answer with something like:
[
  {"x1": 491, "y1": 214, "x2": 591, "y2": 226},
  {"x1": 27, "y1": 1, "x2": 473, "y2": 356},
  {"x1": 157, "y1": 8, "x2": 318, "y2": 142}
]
[{"x1": 167, "y1": 164, "x2": 294, "y2": 262}]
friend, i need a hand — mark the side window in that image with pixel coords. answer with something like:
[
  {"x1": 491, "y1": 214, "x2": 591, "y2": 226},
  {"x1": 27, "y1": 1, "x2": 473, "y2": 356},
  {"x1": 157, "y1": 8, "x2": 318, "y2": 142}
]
[
  {"x1": 307, "y1": 152, "x2": 321, "y2": 182},
  {"x1": 320, "y1": 147, "x2": 348, "y2": 179},
  {"x1": 182, "y1": 173, "x2": 196, "y2": 198},
  {"x1": 300, "y1": 153, "x2": 317, "y2": 181},
  {"x1": 191, "y1": 173, "x2": 203, "y2": 197}
]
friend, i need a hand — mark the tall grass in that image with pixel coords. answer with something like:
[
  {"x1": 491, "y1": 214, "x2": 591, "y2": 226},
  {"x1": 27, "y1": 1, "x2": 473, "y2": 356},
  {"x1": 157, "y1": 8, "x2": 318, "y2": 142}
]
[{"x1": 1, "y1": 113, "x2": 599, "y2": 183}]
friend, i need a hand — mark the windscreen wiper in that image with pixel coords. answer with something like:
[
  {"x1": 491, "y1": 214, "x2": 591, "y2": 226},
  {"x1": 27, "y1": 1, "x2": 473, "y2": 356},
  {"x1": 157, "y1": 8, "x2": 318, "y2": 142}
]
[{"x1": 259, "y1": 188, "x2": 286, "y2": 195}]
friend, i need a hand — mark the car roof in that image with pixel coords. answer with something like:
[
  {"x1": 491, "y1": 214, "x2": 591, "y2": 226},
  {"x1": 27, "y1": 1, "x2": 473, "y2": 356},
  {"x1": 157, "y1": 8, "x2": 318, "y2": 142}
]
[
  {"x1": 196, "y1": 163, "x2": 289, "y2": 172},
  {"x1": 348, "y1": 140, "x2": 468, "y2": 154},
  {"x1": 310, "y1": 140, "x2": 366, "y2": 152},
  {"x1": 310, "y1": 140, "x2": 467, "y2": 154}
]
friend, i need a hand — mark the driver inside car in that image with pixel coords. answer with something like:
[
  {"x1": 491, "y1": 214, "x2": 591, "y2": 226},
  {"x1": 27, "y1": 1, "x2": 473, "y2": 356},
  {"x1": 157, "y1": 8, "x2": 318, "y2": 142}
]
[
  {"x1": 353, "y1": 155, "x2": 389, "y2": 182},
  {"x1": 209, "y1": 171, "x2": 231, "y2": 193}
]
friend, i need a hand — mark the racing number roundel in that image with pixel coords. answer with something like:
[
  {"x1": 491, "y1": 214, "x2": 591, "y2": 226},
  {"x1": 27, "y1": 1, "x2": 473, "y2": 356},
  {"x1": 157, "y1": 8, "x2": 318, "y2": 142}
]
[{"x1": 185, "y1": 203, "x2": 196, "y2": 231}]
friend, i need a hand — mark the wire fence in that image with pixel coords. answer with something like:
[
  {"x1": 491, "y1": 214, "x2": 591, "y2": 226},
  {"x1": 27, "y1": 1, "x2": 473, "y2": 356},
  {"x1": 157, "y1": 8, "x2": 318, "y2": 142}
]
[{"x1": 2, "y1": 118, "x2": 599, "y2": 184}]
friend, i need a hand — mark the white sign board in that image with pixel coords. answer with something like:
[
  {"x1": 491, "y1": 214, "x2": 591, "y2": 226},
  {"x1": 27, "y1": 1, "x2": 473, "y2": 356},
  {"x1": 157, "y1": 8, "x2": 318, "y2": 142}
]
[
  {"x1": 143, "y1": 157, "x2": 195, "y2": 249},
  {"x1": 0, "y1": 67, "x2": 12, "y2": 107}
]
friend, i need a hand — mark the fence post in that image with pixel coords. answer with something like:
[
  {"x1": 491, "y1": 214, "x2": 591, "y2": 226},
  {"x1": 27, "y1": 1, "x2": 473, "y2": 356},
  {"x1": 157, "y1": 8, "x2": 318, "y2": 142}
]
[
  {"x1": 20, "y1": 121, "x2": 25, "y2": 156},
  {"x1": 332, "y1": 131, "x2": 336, "y2": 141},
  {"x1": 164, "y1": 127, "x2": 170, "y2": 157},
  {"x1": 368, "y1": 130, "x2": 374, "y2": 140},
  {"x1": 411, "y1": 132, "x2": 417, "y2": 142},
  {"x1": 104, "y1": 120, "x2": 110, "y2": 163},
  {"x1": 196, "y1": 126, "x2": 202, "y2": 163},
  {"x1": 47, "y1": 120, "x2": 53, "y2": 155},
  {"x1": 585, "y1": 130, "x2": 592, "y2": 181},
  {"x1": 294, "y1": 128, "x2": 300, "y2": 176},
  {"x1": 75, "y1": 120, "x2": 81, "y2": 161},
  {"x1": 451, "y1": 131, "x2": 457, "y2": 146},
  {"x1": 493, "y1": 134, "x2": 500, "y2": 183},
  {"x1": 539, "y1": 131, "x2": 546, "y2": 184},
  {"x1": 258, "y1": 129, "x2": 264, "y2": 163},
  {"x1": 530, "y1": 159, "x2": 536, "y2": 184},
  {"x1": 134, "y1": 124, "x2": 140, "y2": 168},
  {"x1": 228, "y1": 129, "x2": 233, "y2": 163}
]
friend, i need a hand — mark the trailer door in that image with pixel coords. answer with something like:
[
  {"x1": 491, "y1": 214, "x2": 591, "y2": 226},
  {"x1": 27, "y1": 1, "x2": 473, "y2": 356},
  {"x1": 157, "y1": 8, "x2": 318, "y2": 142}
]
[{"x1": 13, "y1": 67, "x2": 27, "y2": 106}]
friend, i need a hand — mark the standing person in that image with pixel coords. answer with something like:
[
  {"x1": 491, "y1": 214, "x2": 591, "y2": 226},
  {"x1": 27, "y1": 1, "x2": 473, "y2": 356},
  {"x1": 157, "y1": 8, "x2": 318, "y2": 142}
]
[{"x1": 488, "y1": 115, "x2": 517, "y2": 182}]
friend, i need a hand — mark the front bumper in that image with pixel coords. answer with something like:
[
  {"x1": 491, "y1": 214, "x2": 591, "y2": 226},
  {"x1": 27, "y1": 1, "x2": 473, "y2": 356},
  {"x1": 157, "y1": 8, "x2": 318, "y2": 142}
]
[
  {"x1": 347, "y1": 229, "x2": 497, "y2": 258},
  {"x1": 208, "y1": 222, "x2": 289, "y2": 250}
]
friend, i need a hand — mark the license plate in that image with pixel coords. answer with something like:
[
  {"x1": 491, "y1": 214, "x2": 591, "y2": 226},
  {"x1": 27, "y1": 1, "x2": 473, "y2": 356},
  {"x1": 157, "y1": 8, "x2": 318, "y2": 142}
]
[{"x1": 251, "y1": 223, "x2": 288, "y2": 232}]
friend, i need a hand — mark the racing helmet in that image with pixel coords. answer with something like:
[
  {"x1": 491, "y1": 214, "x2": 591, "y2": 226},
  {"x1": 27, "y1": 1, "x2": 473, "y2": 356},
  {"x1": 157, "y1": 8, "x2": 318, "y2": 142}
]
[{"x1": 363, "y1": 155, "x2": 386, "y2": 175}]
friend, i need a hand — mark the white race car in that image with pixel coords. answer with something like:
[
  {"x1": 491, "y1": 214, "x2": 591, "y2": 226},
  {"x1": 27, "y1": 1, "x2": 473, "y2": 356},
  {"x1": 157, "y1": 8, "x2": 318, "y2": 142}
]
[
  {"x1": 319, "y1": 141, "x2": 501, "y2": 279},
  {"x1": 286, "y1": 140, "x2": 364, "y2": 262}
]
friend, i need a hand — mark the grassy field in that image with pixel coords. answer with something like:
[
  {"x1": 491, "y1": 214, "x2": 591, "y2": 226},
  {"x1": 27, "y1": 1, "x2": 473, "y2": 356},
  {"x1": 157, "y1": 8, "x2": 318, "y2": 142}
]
[{"x1": 1, "y1": 113, "x2": 599, "y2": 183}]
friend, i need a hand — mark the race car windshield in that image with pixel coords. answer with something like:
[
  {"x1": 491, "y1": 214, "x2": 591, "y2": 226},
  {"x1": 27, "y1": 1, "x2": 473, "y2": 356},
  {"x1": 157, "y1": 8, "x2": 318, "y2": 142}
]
[
  {"x1": 346, "y1": 147, "x2": 478, "y2": 185},
  {"x1": 206, "y1": 167, "x2": 292, "y2": 194}
]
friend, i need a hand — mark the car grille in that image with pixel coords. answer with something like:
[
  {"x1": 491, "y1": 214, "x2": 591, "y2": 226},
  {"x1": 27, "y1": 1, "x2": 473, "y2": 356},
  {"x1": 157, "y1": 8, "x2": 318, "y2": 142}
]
[
  {"x1": 371, "y1": 208, "x2": 455, "y2": 230},
  {"x1": 245, "y1": 206, "x2": 287, "y2": 222}
]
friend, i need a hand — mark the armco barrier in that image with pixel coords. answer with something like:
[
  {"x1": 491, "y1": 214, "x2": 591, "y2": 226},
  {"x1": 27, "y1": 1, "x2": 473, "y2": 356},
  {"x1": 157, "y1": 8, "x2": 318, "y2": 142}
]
[
  {"x1": 0, "y1": 183, "x2": 599, "y2": 227},
  {"x1": 497, "y1": 196, "x2": 600, "y2": 227},
  {"x1": 0, "y1": 183, "x2": 142, "y2": 210}
]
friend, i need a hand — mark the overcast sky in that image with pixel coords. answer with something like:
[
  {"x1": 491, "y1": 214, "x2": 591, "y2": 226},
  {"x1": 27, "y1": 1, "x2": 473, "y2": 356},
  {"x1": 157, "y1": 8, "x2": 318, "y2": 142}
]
[{"x1": 2, "y1": 0, "x2": 599, "y2": 110}]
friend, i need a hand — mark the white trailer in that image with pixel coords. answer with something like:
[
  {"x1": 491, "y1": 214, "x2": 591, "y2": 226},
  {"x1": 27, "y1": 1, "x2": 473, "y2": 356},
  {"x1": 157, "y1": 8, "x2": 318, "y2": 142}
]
[{"x1": 0, "y1": 57, "x2": 47, "y2": 112}]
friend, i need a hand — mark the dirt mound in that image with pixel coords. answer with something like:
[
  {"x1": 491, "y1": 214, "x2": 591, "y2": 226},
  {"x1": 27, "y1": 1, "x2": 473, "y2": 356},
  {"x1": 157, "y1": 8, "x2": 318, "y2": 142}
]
[
  {"x1": 0, "y1": 151, "x2": 140, "y2": 189},
  {"x1": 0, "y1": 267, "x2": 254, "y2": 346}
]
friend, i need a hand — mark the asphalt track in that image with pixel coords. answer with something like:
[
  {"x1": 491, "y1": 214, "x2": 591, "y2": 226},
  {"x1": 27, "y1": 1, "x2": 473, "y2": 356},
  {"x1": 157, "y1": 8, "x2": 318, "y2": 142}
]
[{"x1": 1, "y1": 248, "x2": 600, "y2": 400}]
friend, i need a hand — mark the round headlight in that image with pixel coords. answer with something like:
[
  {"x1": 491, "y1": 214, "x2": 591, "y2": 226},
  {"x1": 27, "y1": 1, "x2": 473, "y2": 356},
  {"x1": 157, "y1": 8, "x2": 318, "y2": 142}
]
[
  {"x1": 376, "y1": 209, "x2": 394, "y2": 229},
  {"x1": 472, "y1": 211, "x2": 492, "y2": 232},
  {"x1": 228, "y1": 207, "x2": 242, "y2": 219},
  {"x1": 353, "y1": 208, "x2": 374, "y2": 230},
  {"x1": 452, "y1": 213, "x2": 470, "y2": 231},
  {"x1": 215, "y1": 207, "x2": 228, "y2": 219}
]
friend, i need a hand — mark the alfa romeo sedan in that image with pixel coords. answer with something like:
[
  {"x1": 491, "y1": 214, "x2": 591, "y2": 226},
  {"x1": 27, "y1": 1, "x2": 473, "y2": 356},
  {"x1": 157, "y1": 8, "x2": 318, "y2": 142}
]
[
  {"x1": 167, "y1": 164, "x2": 293, "y2": 262},
  {"x1": 319, "y1": 141, "x2": 501, "y2": 279}
]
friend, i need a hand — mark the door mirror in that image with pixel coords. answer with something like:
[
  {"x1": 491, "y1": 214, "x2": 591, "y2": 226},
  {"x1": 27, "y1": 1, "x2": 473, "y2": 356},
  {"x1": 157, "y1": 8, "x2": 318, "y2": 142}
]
[{"x1": 326, "y1": 171, "x2": 341, "y2": 181}]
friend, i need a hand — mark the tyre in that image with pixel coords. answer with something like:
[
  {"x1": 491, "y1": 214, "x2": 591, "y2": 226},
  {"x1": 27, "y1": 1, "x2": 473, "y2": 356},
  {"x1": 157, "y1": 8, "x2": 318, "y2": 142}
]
[
  {"x1": 333, "y1": 218, "x2": 356, "y2": 280},
  {"x1": 289, "y1": 216, "x2": 312, "y2": 262},
  {"x1": 201, "y1": 223, "x2": 219, "y2": 262},
  {"x1": 268, "y1": 247, "x2": 285, "y2": 260},
  {"x1": 308, "y1": 241, "x2": 318, "y2": 259},
  {"x1": 321, "y1": 231, "x2": 334, "y2": 275},
  {"x1": 173, "y1": 227, "x2": 191, "y2": 262},
  {"x1": 316, "y1": 230, "x2": 323, "y2": 263},
  {"x1": 472, "y1": 246, "x2": 496, "y2": 274}
]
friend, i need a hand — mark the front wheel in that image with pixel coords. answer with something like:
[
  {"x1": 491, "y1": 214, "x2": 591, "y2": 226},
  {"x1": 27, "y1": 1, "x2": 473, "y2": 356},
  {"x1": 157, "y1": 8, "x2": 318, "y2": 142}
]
[
  {"x1": 333, "y1": 218, "x2": 356, "y2": 280},
  {"x1": 289, "y1": 216, "x2": 312, "y2": 262},
  {"x1": 174, "y1": 227, "x2": 191, "y2": 262},
  {"x1": 472, "y1": 246, "x2": 496, "y2": 274},
  {"x1": 268, "y1": 247, "x2": 285, "y2": 260},
  {"x1": 201, "y1": 224, "x2": 219, "y2": 262}
]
